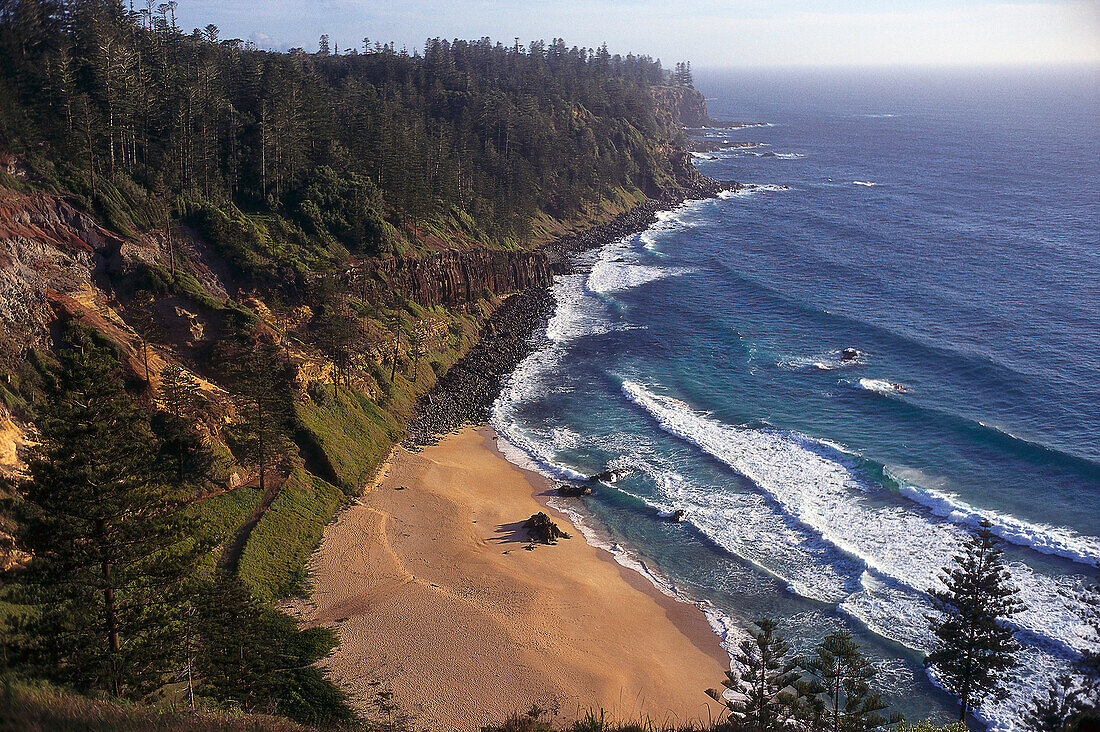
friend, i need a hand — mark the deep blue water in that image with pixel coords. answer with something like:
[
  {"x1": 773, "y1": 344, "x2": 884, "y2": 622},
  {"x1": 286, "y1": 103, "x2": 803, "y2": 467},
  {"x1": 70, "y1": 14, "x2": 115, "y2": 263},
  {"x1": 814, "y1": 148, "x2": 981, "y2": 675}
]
[{"x1": 491, "y1": 67, "x2": 1100, "y2": 729}]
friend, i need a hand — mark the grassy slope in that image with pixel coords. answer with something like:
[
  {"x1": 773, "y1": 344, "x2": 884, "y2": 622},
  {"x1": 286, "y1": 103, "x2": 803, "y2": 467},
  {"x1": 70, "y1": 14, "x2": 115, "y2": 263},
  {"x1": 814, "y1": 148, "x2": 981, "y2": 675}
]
[
  {"x1": 0, "y1": 680, "x2": 348, "y2": 732},
  {"x1": 238, "y1": 469, "x2": 345, "y2": 602},
  {"x1": 295, "y1": 388, "x2": 405, "y2": 494}
]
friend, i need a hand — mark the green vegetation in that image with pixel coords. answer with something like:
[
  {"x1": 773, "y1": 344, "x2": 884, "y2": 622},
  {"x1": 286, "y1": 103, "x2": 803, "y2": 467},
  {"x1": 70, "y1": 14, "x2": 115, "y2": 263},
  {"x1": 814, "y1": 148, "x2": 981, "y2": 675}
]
[
  {"x1": 5, "y1": 2, "x2": 1083, "y2": 731},
  {"x1": 1019, "y1": 583, "x2": 1100, "y2": 732},
  {"x1": 217, "y1": 332, "x2": 297, "y2": 494},
  {"x1": 0, "y1": 679, "x2": 346, "y2": 732},
  {"x1": 924, "y1": 520, "x2": 1024, "y2": 721},
  {"x1": 0, "y1": 0, "x2": 689, "y2": 264},
  {"x1": 195, "y1": 571, "x2": 354, "y2": 725},
  {"x1": 710, "y1": 617, "x2": 804, "y2": 728},
  {"x1": 799, "y1": 629, "x2": 898, "y2": 732},
  {"x1": 238, "y1": 469, "x2": 343, "y2": 602},
  {"x1": 190, "y1": 485, "x2": 265, "y2": 569},
  {"x1": 2, "y1": 330, "x2": 357, "y2": 726},
  {"x1": 7, "y1": 329, "x2": 205, "y2": 699},
  {"x1": 295, "y1": 388, "x2": 404, "y2": 494}
]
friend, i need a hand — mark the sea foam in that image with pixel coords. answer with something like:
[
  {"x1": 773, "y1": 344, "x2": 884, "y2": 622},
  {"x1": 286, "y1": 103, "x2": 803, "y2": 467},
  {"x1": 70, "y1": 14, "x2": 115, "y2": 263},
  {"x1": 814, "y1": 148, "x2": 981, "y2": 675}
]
[
  {"x1": 778, "y1": 350, "x2": 863, "y2": 371},
  {"x1": 587, "y1": 262, "x2": 690, "y2": 294},
  {"x1": 619, "y1": 380, "x2": 1092, "y2": 646},
  {"x1": 718, "y1": 184, "x2": 791, "y2": 199},
  {"x1": 618, "y1": 379, "x2": 1095, "y2": 729},
  {"x1": 857, "y1": 377, "x2": 908, "y2": 394},
  {"x1": 895, "y1": 478, "x2": 1100, "y2": 567}
]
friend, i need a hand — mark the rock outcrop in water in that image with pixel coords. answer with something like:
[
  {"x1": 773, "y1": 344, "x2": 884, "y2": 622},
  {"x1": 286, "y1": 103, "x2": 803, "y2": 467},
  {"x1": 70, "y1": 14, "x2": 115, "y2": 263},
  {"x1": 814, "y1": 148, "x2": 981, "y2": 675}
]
[{"x1": 557, "y1": 484, "x2": 592, "y2": 498}]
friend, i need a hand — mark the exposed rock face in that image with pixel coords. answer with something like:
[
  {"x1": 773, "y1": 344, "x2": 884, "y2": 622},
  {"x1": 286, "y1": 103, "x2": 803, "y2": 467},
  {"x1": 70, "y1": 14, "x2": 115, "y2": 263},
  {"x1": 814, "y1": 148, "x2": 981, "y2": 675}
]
[
  {"x1": 651, "y1": 85, "x2": 719, "y2": 128},
  {"x1": 0, "y1": 187, "x2": 196, "y2": 394},
  {"x1": 407, "y1": 173, "x2": 739, "y2": 445},
  {"x1": 0, "y1": 188, "x2": 116, "y2": 352},
  {"x1": 357, "y1": 249, "x2": 553, "y2": 307}
]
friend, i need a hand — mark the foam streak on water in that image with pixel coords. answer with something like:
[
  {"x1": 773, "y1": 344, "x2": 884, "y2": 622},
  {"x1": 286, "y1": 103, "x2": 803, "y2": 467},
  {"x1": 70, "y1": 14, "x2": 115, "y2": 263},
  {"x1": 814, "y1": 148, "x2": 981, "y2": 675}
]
[
  {"x1": 490, "y1": 71, "x2": 1100, "y2": 730},
  {"x1": 619, "y1": 378, "x2": 1094, "y2": 730}
]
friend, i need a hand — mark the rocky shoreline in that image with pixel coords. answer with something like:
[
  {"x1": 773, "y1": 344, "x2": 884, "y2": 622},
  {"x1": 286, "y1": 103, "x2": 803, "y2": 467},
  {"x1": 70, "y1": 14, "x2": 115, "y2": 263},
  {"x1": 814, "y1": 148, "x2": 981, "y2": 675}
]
[
  {"x1": 405, "y1": 285, "x2": 555, "y2": 445},
  {"x1": 406, "y1": 174, "x2": 737, "y2": 445},
  {"x1": 542, "y1": 176, "x2": 737, "y2": 271}
]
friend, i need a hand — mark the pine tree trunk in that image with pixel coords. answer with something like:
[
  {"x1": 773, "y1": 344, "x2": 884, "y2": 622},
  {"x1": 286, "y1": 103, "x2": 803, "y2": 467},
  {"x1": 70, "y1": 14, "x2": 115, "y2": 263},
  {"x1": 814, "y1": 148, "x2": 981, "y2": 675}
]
[
  {"x1": 85, "y1": 100, "x2": 96, "y2": 199},
  {"x1": 187, "y1": 656, "x2": 194, "y2": 708},
  {"x1": 97, "y1": 517, "x2": 121, "y2": 696},
  {"x1": 167, "y1": 219, "x2": 175, "y2": 276},
  {"x1": 257, "y1": 419, "x2": 265, "y2": 493},
  {"x1": 260, "y1": 102, "x2": 267, "y2": 200},
  {"x1": 834, "y1": 683, "x2": 841, "y2": 732}
]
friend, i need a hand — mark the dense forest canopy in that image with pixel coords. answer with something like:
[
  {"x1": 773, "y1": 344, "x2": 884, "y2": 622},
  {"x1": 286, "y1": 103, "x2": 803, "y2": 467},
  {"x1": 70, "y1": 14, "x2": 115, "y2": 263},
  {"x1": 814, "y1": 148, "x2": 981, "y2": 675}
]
[
  {"x1": 0, "y1": 2, "x2": 732, "y2": 727},
  {"x1": 0, "y1": 0, "x2": 686, "y2": 254}
]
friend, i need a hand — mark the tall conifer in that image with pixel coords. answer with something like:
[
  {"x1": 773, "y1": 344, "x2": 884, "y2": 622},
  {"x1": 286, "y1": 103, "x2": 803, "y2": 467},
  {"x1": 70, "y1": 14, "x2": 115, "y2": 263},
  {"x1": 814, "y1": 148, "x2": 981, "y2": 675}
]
[
  {"x1": 925, "y1": 520, "x2": 1023, "y2": 721},
  {"x1": 224, "y1": 333, "x2": 294, "y2": 493},
  {"x1": 709, "y1": 617, "x2": 803, "y2": 730},
  {"x1": 10, "y1": 327, "x2": 202, "y2": 698},
  {"x1": 158, "y1": 361, "x2": 208, "y2": 485},
  {"x1": 800, "y1": 629, "x2": 898, "y2": 732}
]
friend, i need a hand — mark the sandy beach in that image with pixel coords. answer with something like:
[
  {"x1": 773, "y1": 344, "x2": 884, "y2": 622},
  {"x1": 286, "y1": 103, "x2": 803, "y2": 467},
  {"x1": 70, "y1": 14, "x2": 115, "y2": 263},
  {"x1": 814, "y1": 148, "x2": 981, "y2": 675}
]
[{"x1": 295, "y1": 426, "x2": 728, "y2": 731}]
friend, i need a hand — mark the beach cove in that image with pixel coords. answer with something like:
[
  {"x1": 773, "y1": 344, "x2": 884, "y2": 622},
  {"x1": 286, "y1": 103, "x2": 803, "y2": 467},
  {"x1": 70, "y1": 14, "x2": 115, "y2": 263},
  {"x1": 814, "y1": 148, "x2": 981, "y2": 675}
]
[{"x1": 292, "y1": 426, "x2": 728, "y2": 730}]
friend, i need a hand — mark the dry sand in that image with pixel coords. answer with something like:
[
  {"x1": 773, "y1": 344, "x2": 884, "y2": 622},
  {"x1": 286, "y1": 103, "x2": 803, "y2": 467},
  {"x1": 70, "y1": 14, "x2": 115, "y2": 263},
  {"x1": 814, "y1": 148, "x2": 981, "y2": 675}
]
[{"x1": 296, "y1": 426, "x2": 728, "y2": 731}]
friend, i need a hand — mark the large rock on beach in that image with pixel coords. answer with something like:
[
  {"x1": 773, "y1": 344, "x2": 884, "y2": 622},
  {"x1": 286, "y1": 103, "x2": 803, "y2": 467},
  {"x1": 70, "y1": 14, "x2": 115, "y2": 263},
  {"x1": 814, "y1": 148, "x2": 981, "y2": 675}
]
[{"x1": 524, "y1": 512, "x2": 571, "y2": 544}]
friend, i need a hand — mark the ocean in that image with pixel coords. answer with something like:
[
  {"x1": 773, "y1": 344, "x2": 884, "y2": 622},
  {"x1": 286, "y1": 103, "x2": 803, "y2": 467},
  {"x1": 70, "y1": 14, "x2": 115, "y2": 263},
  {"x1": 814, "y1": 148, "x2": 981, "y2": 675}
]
[{"x1": 490, "y1": 67, "x2": 1100, "y2": 729}]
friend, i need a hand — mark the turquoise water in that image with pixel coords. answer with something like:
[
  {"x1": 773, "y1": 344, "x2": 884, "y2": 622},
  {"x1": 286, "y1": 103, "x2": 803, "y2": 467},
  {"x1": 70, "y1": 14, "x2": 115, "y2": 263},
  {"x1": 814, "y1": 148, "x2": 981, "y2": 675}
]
[{"x1": 491, "y1": 68, "x2": 1100, "y2": 729}]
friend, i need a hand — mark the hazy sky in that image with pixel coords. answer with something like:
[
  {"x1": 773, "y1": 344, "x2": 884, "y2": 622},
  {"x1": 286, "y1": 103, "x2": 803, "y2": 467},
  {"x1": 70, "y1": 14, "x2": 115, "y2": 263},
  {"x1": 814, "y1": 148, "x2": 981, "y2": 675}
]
[{"x1": 174, "y1": 0, "x2": 1100, "y2": 68}]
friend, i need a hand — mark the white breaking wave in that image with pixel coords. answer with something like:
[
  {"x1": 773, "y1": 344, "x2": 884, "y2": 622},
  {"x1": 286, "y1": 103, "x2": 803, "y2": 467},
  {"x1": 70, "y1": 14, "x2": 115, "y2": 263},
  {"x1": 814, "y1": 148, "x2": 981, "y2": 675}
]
[
  {"x1": 490, "y1": 427, "x2": 742, "y2": 670},
  {"x1": 857, "y1": 377, "x2": 909, "y2": 394},
  {"x1": 633, "y1": 198, "x2": 709, "y2": 251},
  {"x1": 586, "y1": 247, "x2": 694, "y2": 294},
  {"x1": 620, "y1": 380, "x2": 1093, "y2": 646},
  {"x1": 895, "y1": 477, "x2": 1100, "y2": 567},
  {"x1": 778, "y1": 351, "x2": 863, "y2": 371},
  {"x1": 587, "y1": 263, "x2": 689, "y2": 293},
  {"x1": 619, "y1": 379, "x2": 1096, "y2": 730},
  {"x1": 853, "y1": 180, "x2": 879, "y2": 187},
  {"x1": 719, "y1": 184, "x2": 791, "y2": 199},
  {"x1": 486, "y1": 180, "x2": 1100, "y2": 730},
  {"x1": 544, "y1": 268, "x2": 617, "y2": 344},
  {"x1": 742, "y1": 151, "x2": 805, "y2": 160},
  {"x1": 634, "y1": 468, "x2": 860, "y2": 603}
]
